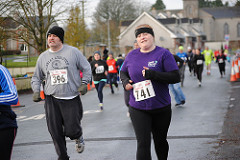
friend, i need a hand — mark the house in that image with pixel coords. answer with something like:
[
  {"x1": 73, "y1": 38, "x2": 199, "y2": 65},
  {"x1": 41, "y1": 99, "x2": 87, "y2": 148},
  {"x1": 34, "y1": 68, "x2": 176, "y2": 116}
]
[
  {"x1": 118, "y1": 0, "x2": 240, "y2": 54},
  {"x1": 118, "y1": 12, "x2": 205, "y2": 54},
  {"x1": 0, "y1": 16, "x2": 58, "y2": 56},
  {"x1": 0, "y1": 17, "x2": 37, "y2": 55}
]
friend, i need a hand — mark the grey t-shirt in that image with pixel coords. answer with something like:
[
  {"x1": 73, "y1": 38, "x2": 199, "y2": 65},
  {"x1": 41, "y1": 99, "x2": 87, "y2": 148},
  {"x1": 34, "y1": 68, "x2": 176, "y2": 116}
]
[{"x1": 31, "y1": 45, "x2": 91, "y2": 97}]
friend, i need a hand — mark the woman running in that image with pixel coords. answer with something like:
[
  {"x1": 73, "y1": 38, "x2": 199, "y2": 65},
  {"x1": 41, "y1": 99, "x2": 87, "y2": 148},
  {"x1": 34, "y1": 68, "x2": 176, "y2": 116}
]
[
  {"x1": 90, "y1": 51, "x2": 108, "y2": 110},
  {"x1": 120, "y1": 24, "x2": 180, "y2": 160},
  {"x1": 192, "y1": 48, "x2": 205, "y2": 87},
  {"x1": 216, "y1": 49, "x2": 226, "y2": 78}
]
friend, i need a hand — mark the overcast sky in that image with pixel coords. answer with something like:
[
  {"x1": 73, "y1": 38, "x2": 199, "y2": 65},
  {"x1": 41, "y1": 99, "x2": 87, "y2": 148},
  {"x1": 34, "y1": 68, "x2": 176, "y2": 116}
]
[
  {"x1": 83, "y1": 0, "x2": 184, "y2": 27},
  {"x1": 60, "y1": 0, "x2": 234, "y2": 28}
]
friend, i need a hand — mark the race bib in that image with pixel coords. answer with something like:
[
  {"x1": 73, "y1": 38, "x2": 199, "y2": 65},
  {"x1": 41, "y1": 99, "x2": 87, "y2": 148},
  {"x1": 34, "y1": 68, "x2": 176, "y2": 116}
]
[
  {"x1": 49, "y1": 69, "x2": 68, "y2": 85},
  {"x1": 206, "y1": 52, "x2": 210, "y2": 56},
  {"x1": 96, "y1": 66, "x2": 104, "y2": 74},
  {"x1": 133, "y1": 80, "x2": 155, "y2": 101},
  {"x1": 197, "y1": 60, "x2": 203, "y2": 65},
  {"x1": 219, "y1": 58, "x2": 223, "y2": 63},
  {"x1": 108, "y1": 65, "x2": 114, "y2": 71}
]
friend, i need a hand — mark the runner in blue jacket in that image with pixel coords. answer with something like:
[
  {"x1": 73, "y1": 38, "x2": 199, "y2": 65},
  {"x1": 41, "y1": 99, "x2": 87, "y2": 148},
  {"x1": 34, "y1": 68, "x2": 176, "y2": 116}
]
[{"x1": 0, "y1": 64, "x2": 18, "y2": 160}]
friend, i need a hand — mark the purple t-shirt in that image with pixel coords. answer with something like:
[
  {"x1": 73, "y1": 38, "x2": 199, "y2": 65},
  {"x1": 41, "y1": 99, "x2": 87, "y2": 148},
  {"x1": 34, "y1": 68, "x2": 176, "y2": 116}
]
[{"x1": 121, "y1": 46, "x2": 178, "y2": 110}]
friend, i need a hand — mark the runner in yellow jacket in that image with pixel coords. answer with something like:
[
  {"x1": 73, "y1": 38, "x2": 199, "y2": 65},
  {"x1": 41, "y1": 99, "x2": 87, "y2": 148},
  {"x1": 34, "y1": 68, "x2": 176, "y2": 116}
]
[{"x1": 202, "y1": 46, "x2": 214, "y2": 75}]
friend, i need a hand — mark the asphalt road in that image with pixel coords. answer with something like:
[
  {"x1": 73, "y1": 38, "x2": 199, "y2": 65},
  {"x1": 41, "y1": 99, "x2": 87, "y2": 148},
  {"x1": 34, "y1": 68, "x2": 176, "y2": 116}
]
[{"x1": 11, "y1": 62, "x2": 231, "y2": 160}]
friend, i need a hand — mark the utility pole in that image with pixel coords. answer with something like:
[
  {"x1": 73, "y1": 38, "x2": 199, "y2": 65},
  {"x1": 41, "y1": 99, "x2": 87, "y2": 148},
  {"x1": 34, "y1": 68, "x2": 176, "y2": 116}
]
[
  {"x1": 80, "y1": 0, "x2": 86, "y2": 56},
  {"x1": 107, "y1": 15, "x2": 111, "y2": 54}
]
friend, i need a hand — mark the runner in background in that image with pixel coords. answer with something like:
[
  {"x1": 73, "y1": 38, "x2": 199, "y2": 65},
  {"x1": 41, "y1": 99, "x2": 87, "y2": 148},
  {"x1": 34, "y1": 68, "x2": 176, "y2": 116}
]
[
  {"x1": 122, "y1": 40, "x2": 139, "y2": 117},
  {"x1": 187, "y1": 46, "x2": 194, "y2": 76},
  {"x1": 176, "y1": 46, "x2": 188, "y2": 87},
  {"x1": 192, "y1": 49, "x2": 197, "y2": 76},
  {"x1": 90, "y1": 51, "x2": 108, "y2": 110},
  {"x1": 215, "y1": 49, "x2": 226, "y2": 78},
  {"x1": 116, "y1": 54, "x2": 124, "y2": 83},
  {"x1": 202, "y1": 46, "x2": 214, "y2": 75},
  {"x1": 169, "y1": 51, "x2": 186, "y2": 106},
  {"x1": 106, "y1": 52, "x2": 119, "y2": 94},
  {"x1": 192, "y1": 48, "x2": 205, "y2": 87}
]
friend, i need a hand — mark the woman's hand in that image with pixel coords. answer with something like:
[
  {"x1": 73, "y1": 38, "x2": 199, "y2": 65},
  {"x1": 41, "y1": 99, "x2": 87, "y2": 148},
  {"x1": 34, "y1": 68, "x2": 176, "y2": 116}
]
[
  {"x1": 142, "y1": 66, "x2": 149, "y2": 77},
  {"x1": 125, "y1": 80, "x2": 133, "y2": 91},
  {"x1": 105, "y1": 71, "x2": 108, "y2": 76}
]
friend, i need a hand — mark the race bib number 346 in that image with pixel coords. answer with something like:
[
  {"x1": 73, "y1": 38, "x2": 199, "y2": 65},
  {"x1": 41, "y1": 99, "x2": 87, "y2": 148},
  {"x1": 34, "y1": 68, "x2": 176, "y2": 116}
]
[
  {"x1": 49, "y1": 69, "x2": 68, "y2": 85},
  {"x1": 133, "y1": 80, "x2": 156, "y2": 101}
]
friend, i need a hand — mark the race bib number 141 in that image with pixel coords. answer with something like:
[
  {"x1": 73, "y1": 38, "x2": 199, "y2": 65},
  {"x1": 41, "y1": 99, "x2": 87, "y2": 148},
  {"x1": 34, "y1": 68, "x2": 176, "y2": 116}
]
[{"x1": 133, "y1": 80, "x2": 156, "y2": 101}]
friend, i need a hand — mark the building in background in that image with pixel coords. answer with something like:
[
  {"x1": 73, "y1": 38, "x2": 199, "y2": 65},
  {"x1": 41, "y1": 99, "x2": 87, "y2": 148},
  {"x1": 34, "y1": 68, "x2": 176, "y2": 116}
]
[{"x1": 118, "y1": 0, "x2": 240, "y2": 53}]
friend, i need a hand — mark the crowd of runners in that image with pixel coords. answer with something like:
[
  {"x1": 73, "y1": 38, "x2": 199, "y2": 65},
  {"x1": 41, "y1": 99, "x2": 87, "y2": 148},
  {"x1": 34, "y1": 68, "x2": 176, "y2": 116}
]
[{"x1": 1, "y1": 25, "x2": 237, "y2": 160}]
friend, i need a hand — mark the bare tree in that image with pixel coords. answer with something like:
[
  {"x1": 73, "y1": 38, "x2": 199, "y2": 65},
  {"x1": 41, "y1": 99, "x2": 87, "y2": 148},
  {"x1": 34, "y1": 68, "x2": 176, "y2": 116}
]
[
  {"x1": 91, "y1": 0, "x2": 138, "y2": 46},
  {"x1": 0, "y1": 1, "x2": 14, "y2": 63},
  {"x1": 93, "y1": 0, "x2": 137, "y2": 26},
  {"x1": 7, "y1": 0, "x2": 67, "y2": 54}
]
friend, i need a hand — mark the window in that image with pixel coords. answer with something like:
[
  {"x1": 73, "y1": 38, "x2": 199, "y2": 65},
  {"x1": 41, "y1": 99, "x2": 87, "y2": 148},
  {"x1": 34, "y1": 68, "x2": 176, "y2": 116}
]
[
  {"x1": 238, "y1": 23, "x2": 240, "y2": 37},
  {"x1": 224, "y1": 23, "x2": 229, "y2": 36},
  {"x1": 20, "y1": 44, "x2": 27, "y2": 52}
]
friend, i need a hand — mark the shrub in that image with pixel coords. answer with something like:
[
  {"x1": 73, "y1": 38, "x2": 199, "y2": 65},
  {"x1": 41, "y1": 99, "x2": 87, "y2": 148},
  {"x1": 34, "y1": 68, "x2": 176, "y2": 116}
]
[{"x1": 0, "y1": 50, "x2": 21, "y2": 55}]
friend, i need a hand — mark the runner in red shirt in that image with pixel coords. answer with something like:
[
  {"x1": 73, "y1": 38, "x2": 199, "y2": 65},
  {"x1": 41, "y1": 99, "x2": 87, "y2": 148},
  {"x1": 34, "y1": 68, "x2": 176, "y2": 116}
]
[{"x1": 106, "y1": 53, "x2": 119, "y2": 94}]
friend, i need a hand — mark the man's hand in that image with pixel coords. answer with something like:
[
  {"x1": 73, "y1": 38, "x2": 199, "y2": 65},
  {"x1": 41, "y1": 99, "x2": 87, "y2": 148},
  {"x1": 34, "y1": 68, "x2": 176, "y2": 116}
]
[
  {"x1": 33, "y1": 92, "x2": 41, "y2": 102},
  {"x1": 78, "y1": 84, "x2": 88, "y2": 95}
]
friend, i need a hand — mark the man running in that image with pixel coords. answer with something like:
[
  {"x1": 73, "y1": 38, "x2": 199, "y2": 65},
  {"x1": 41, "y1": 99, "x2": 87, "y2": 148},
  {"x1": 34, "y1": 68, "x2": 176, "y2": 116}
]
[
  {"x1": 31, "y1": 26, "x2": 91, "y2": 160},
  {"x1": 176, "y1": 46, "x2": 188, "y2": 87}
]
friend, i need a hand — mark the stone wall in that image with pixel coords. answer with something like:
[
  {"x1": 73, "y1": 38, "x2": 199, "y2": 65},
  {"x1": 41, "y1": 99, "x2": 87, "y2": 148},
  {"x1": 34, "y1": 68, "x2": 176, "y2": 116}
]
[
  {"x1": 15, "y1": 77, "x2": 32, "y2": 91},
  {"x1": 8, "y1": 67, "x2": 35, "y2": 77}
]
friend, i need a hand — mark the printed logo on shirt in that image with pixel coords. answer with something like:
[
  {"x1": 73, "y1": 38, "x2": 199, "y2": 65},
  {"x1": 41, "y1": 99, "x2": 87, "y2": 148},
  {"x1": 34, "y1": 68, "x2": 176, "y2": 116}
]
[
  {"x1": 46, "y1": 56, "x2": 69, "y2": 70},
  {"x1": 148, "y1": 61, "x2": 158, "y2": 67}
]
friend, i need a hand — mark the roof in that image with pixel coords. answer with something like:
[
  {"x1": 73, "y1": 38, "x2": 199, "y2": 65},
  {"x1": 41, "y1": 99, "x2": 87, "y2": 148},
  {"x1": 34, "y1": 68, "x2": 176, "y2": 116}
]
[
  {"x1": 0, "y1": 17, "x2": 19, "y2": 29},
  {"x1": 118, "y1": 12, "x2": 177, "y2": 39},
  {"x1": 121, "y1": 20, "x2": 134, "y2": 26},
  {"x1": 157, "y1": 18, "x2": 176, "y2": 24},
  {"x1": 201, "y1": 6, "x2": 240, "y2": 19},
  {"x1": 192, "y1": 18, "x2": 202, "y2": 23}
]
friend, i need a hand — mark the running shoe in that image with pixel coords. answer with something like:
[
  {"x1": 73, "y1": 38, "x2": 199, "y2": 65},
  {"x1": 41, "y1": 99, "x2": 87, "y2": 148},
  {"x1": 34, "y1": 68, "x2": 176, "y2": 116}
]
[
  {"x1": 99, "y1": 103, "x2": 103, "y2": 111},
  {"x1": 75, "y1": 136, "x2": 85, "y2": 153},
  {"x1": 181, "y1": 100, "x2": 185, "y2": 105},
  {"x1": 198, "y1": 81, "x2": 201, "y2": 87},
  {"x1": 175, "y1": 103, "x2": 181, "y2": 107}
]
